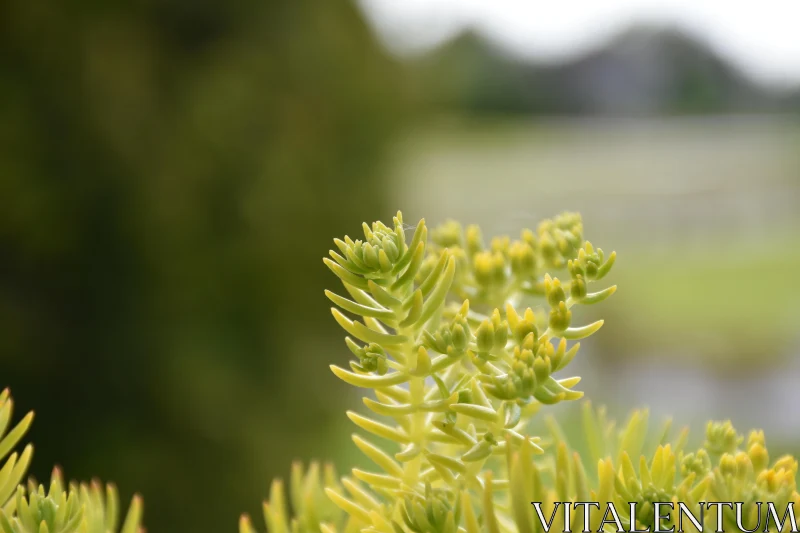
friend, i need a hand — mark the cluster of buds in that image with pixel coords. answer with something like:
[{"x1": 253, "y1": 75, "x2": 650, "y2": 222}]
[
  {"x1": 535, "y1": 212, "x2": 585, "y2": 270},
  {"x1": 702, "y1": 428, "x2": 798, "y2": 532},
  {"x1": 482, "y1": 332, "x2": 579, "y2": 405},
  {"x1": 420, "y1": 212, "x2": 590, "y2": 307},
  {"x1": 420, "y1": 301, "x2": 471, "y2": 358},
  {"x1": 681, "y1": 449, "x2": 712, "y2": 477},
  {"x1": 314, "y1": 211, "x2": 618, "y2": 533},
  {"x1": 0, "y1": 468, "x2": 143, "y2": 533},
  {"x1": 325, "y1": 212, "x2": 428, "y2": 291},
  {"x1": 400, "y1": 485, "x2": 461, "y2": 533},
  {"x1": 473, "y1": 309, "x2": 509, "y2": 357},
  {"x1": 704, "y1": 420, "x2": 745, "y2": 456},
  {"x1": 345, "y1": 341, "x2": 389, "y2": 375}
]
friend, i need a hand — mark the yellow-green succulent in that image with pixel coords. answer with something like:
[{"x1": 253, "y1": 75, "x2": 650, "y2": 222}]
[
  {"x1": 242, "y1": 210, "x2": 799, "y2": 533},
  {"x1": 1, "y1": 210, "x2": 797, "y2": 533},
  {"x1": 0, "y1": 390, "x2": 143, "y2": 533},
  {"x1": 0, "y1": 467, "x2": 143, "y2": 533}
]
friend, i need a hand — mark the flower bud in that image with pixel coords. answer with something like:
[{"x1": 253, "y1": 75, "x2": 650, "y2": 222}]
[
  {"x1": 381, "y1": 236, "x2": 399, "y2": 262},
  {"x1": 584, "y1": 259, "x2": 599, "y2": 279},
  {"x1": 546, "y1": 276, "x2": 567, "y2": 307},
  {"x1": 748, "y1": 429, "x2": 766, "y2": 449},
  {"x1": 362, "y1": 242, "x2": 379, "y2": 269},
  {"x1": 549, "y1": 301, "x2": 572, "y2": 332},
  {"x1": 490, "y1": 236, "x2": 509, "y2": 254},
  {"x1": 457, "y1": 389, "x2": 473, "y2": 404},
  {"x1": 451, "y1": 323, "x2": 468, "y2": 353},
  {"x1": 476, "y1": 320, "x2": 495, "y2": 353},
  {"x1": 749, "y1": 443, "x2": 769, "y2": 472},
  {"x1": 491, "y1": 252, "x2": 507, "y2": 285},
  {"x1": 432, "y1": 220, "x2": 462, "y2": 248},
  {"x1": 473, "y1": 252, "x2": 494, "y2": 287},
  {"x1": 509, "y1": 241, "x2": 536, "y2": 277},
  {"x1": 681, "y1": 449, "x2": 711, "y2": 477},
  {"x1": 513, "y1": 308, "x2": 538, "y2": 346},
  {"x1": 567, "y1": 259, "x2": 583, "y2": 277},
  {"x1": 491, "y1": 309, "x2": 508, "y2": 350},
  {"x1": 773, "y1": 455, "x2": 798, "y2": 475},
  {"x1": 719, "y1": 453, "x2": 737, "y2": 477},
  {"x1": 705, "y1": 420, "x2": 743, "y2": 455},
  {"x1": 533, "y1": 356, "x2": 551, "y2": 384},
  {"x1": 735, "y1": 452, "x2": 754, "y2": 479},
  {"x1": 570, "y1": 275, "x2": 587, "y2": 300}
]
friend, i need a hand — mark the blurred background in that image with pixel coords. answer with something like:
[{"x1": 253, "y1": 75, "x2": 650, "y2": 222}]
[{"x1": 1, "y1": 0, "x2": 798, "y2": 531}]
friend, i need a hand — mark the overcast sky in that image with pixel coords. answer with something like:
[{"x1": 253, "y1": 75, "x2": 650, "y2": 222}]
[{"x1": 358, "y1": 0, "x2": 800, "y2": 88}]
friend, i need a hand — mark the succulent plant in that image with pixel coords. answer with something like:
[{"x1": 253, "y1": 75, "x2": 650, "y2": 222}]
[
  {"x1": 242, "y1": 210, "x2": 799, "y2": 533},
  {"x1": 2, "y1": 210, "x2": 797, "y2": 533},
  {"x1": 0, "y1": 392, "x2": 142, "y2": 533}
]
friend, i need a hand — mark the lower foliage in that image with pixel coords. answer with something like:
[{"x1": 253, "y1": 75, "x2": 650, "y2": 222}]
[
  {"x1": 2, "y1": 211, "x2": 797, "y2": 533},
  {"x1": 240, "y1": 211, "x2": 799, "y2": 533}
]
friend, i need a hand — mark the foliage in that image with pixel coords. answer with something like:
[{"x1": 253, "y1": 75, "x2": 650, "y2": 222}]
[
  {"x1": 241, "y1": 211, "x2": 799, "y2": 533},
  {"x1": 0, "y1": 392, "x2": 142, "y2": 533},
  {"x1": 0, "y1": 211, "x2": 796, "y2": 533},
  {"x1": 0, "y1": 0, "x2": 410, "y2": 531}
]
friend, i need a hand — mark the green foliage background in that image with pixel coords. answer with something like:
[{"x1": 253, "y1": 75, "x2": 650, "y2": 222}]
[{"x1": 0, "y1": 1, "x2": 411, "y2": 531}]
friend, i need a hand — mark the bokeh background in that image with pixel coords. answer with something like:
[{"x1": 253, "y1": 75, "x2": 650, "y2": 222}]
[{"x1": 1, "y1": 0, "x2": 799, "y2": 531}]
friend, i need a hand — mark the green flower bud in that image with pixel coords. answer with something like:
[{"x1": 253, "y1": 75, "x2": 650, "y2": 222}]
[
  {"x1": 520, "y1": 228, "x2": 536, "y2": 246},
  {"x1": 681, "y1": 449, "x2": 712, "y2": 477},
  {"x1": 584, "y1": 260, "x2": 599, "y2": 279},
  {"x1": 490, "y1": 236, "x2": 510, "y2": 254},
  {"x1": 747, "y1": 429, "x2": 766, "y2": 449},
  {"x1": 362, "y1": 243, "x2": 379, "y2": 269},
  {"x1": 570, "y1": 275, "x2": 587, "y2": 300},
  {"x1": 735, "y1": 451, "x2": 754, "y2": 480},
  {"x1": 705, "y1": 420, "x2": 743, "y2": 456},
  {"x1": 473, "y1": 252, "x2": 494, "y2": 287},
  {"x1": 514, "y1": 313, "x2": 538, "y2": 346},
  {"x1": 545, "y1": 276, "x2": 567, "y2": 307},
  {"x1": 381, "y1": 236, "x2": 399, "y2": 262},
  {"x1": 509, "y1": 241, "x2": 536, "y2": 277},
  {"x1": 402, "y1": 486, "x2": 460, "y2": 533},
  {"x1": 476, "y1": 320, "x2": 495, "y2": 353},
  {"x1": 533, "y1": 356, "x2": 551, "y2": 384},
  {"x1": 432, "y1": 221, "x2": 463, "y2": 248},
  {"x1": 491, "y1": 309, "x2": 508, "y2": 350},
  {"x1": 773, "y1": 455, "x2": 797, "y2": 475},
  {"x1": 539, "y1": 234, "x2": 556, "y2": 264},
  {"x1": 451, "y1": 323, "x2": 468, "y2": 353},
  {"x1": 457, "y1": 389, "x2": 473, "y2": 404},
  {"x1": 568, "y1": 258, "x2": 585, "y2": 278},
  {"x1": 521, "y1": 367, "x2": 536, "y2": 395},
  {"x1": 549, "y1": 302, "x2": 572, "y2": 332},
  {"x1": 749, "y1": 443, "x2": 769, "y2": 472},
  {"x1": 355, "y1": 343, "x2": 389, "y2": 375},
  {"x1": 491, "y1": 252, "x2": 507, "y2": 285},
  {"x1": 720, "y1": 453, "x2": 738, "y2": 477}
]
